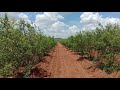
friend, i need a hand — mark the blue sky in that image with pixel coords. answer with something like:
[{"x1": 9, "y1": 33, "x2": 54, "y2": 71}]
[
  {"x1": 20, "y1": 12, "x2": 120, "y2": 23},
  {"x1": 0, "y1": 12, "x2": 120, "y2": 38}
]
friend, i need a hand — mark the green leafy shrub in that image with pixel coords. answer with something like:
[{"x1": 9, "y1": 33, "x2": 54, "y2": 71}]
[
  {"x1": 0, "y1": 13, "x2": 56, "y2": 77},
  {"x1": 60, "y1": 23, "x2": 120, "y2": 74}
]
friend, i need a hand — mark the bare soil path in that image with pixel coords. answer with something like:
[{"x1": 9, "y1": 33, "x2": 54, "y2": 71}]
[{"x1": 32, "y1": 42, "x2": 117, "y2": 78}]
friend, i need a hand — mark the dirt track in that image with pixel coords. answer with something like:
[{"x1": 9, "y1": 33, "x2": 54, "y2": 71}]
[{"x1": 32, "y1": 42, "x2": 119, "y2": 78}]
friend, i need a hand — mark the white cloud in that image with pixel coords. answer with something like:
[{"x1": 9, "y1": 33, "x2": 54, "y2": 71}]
[
  {"x1": 80, "y1": 12, "x2": 102, "y2": 24},
  {"x1": 68, "y1": 25, "x2": 80, "y2": 35},
  {"x1": 0, "y1": 12, "x2": 32, "y2": 24},
  {"x1": 34, "y1": 12, "x2": 68, "y2": 38},
  {"x1": 81, "y1": 23, "x2": 99, "y2": 31},
  {"x1": 0, "y1": 12, "x2": 19, "y2": 20},
  {"x1": 80, "y1": 12, "x2": 120, "y2": 31},
  {"x1": 18, "y1": 13, "x2": 31, "y2": 23},
  {"x1": 49, "y1": 21, "x2": 68, "y2": 33},
  {"x1": 35, "y1": 12, "x2": 64, "y2": 29},
  {"x1": 18, "y1": 13, "x2": 28, "y2": 20},
  {"x1": 47, "y1": 32, "x2": 69, "y2": 39},
  {"x1": 0, "y1": 12, "x2": 80, "y2": 38},
  {"x1": 102, "y1": 17, "x2": 120, "y2": 25},
  {"x1": 2, "y1": 12, "x2": 120, "y2": 38},
  {"x1": 45, "y1": 21, "x2": 70, "y2": 38}
]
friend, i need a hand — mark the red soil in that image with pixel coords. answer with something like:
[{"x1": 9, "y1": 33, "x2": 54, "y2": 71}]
[
  {"x1": 2, "y1": 42, "x2": 120, "y2": 78},
  {"x1": 31, "y1": 42, "x2": 117, "y2": 78}
]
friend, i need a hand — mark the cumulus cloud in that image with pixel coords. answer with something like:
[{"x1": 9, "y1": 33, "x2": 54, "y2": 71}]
[
  {"x1": 0, "y1": 12, "x2": 31, "y2": 24},
  {"x1": 34, "y1": 12, "x2": 68, "y2": 38},
  {"x1": 34, "y1": 12, "x2": 64, "y2": 29},
  {"x1": 18, "y1": 13, "x2": 28, "y2": 20},
  {"x1": 49, "y1": 21, "x2": 68, "y2": 33},
  {"x1": 46, "y1": 21, "x2": 70, "y2": 38},
  {"x1": 0, "y1": 12, "x2": 19, "y2": 20},
  {"x1": 18, "y1": 13, "x2": 31, "y2": 23},
  {"x1": 80, "y1": 12, "x2": 120, "y2": 31},
  {"x1": 2, "y1": 12, "x2": 120, "y2": 38},
  {"x1": 81, "y1": 23, "x2": 99, "y2": 31},
  {"x1": 0, "y1": 12, "x2": 80, "y2": 38},
  {"x1": 80, "y1": 12, "x2": 102, "y2": 24},
  {"x1": 68, "y1": 25, "x2": 80, "y2": 35},
  {"x1": 102, "y1": 17, "x2": 120, "y2": 25}
]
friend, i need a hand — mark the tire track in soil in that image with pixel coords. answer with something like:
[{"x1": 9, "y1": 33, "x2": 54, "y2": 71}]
[{"x1": 33, "y1": 42, "x2": 113, "y2": 78}]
